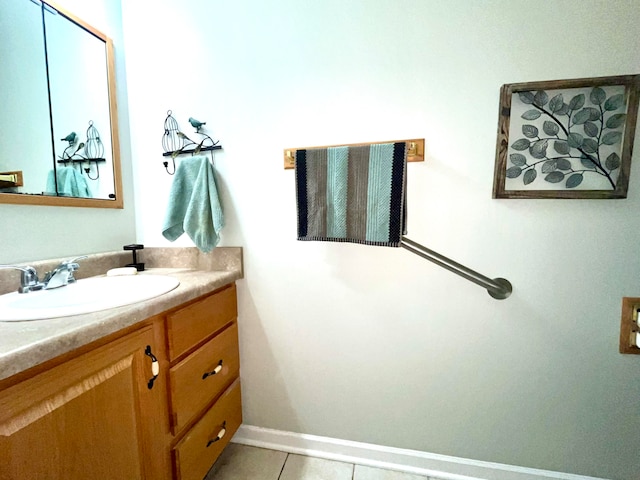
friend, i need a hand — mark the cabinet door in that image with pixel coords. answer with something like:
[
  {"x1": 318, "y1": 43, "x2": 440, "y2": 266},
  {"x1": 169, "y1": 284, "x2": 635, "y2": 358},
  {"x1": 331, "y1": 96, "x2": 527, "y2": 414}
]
[{"x1": 0, "y1": 326, "x2": 167, "y2": 480}]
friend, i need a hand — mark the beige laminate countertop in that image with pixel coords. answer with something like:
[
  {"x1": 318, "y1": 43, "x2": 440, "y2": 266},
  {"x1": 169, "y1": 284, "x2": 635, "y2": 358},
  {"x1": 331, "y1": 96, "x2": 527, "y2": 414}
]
[{"x1": 0, "y1": 247, "x2": 243, "y2": 382}]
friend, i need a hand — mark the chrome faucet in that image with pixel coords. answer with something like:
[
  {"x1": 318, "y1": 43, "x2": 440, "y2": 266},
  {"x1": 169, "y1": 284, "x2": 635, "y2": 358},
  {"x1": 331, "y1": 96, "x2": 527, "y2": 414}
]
[
  {"x1": 0, "y1": 255, "x2": 87, "y2": 293},
  {"x1": 42, "y1": 256, "x2": 88, "y2": 289}
]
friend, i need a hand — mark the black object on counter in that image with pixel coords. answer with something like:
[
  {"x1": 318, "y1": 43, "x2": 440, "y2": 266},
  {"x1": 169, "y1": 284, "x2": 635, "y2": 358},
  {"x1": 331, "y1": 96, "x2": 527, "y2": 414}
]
[{"x1": 123, "y1": 244, "x2": 145, "y2": 271}]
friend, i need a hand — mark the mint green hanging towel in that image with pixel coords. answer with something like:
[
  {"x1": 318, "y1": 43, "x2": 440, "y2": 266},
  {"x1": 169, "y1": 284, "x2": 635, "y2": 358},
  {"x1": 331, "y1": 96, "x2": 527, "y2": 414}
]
[{"x1": 162, "y1": 156, "x2": 224, "y2": 253}]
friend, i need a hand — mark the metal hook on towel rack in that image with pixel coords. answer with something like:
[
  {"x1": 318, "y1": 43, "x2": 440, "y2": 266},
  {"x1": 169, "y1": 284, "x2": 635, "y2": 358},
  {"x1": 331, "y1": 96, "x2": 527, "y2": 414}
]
[{"x1": 400, "y1": 237, "x2": 512, "y2": 300}]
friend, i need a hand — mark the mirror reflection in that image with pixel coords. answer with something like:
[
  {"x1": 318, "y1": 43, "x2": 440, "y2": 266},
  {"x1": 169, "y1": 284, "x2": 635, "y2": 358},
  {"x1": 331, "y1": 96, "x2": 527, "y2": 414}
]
[
  {"x1": 0, "y1": 0, "x2": 122, "y2": 207},
  {"x1": 0, "y1": 0, "x2": 53, "y2": 194}
]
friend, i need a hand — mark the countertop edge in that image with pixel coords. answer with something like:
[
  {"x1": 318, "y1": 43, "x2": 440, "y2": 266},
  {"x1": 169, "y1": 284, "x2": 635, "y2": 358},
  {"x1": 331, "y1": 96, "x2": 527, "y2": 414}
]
[{"x1": 0, "y1": 248, "x2": 243, "y2": 383}]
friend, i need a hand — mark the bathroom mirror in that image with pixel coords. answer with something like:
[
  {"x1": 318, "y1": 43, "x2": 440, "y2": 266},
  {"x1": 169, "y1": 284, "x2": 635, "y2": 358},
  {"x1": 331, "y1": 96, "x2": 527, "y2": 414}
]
[{"x1": 0, "y1": 0, "x2": 123, "y2": 208}]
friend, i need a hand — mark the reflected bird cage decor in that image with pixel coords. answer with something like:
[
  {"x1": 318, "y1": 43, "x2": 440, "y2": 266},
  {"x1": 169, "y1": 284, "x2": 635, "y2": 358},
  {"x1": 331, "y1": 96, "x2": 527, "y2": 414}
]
[
  {"x1": 83, "y1": 120, "x2": 104, "y2": 179},
  {"x1": 161, "y1": 109, "x2": 222, "y2": 175},
  {"x1": 84, "y1": 121, "x2": 104, "y2": 160},
  {"x1": 57, "y1": 121, "x2": 106, "y2": 179}
]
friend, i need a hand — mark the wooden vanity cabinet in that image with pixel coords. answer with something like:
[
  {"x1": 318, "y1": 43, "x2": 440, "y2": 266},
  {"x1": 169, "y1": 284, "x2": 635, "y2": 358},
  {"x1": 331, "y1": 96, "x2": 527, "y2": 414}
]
[
  {"x1": 0, "y1": 325, "x2": 169, "y2": 480},
  {"x1": 166, "y1": 283, "x2": 242, "y2": 480},
  {"x1": 0, "y1": 281, "x2": 242, "y2": 480}
]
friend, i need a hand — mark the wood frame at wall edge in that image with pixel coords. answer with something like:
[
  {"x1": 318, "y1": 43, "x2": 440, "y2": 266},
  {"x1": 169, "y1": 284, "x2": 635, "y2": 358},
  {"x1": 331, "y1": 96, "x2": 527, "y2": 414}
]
[{"x1": 620, "y1": 297, "x2": 640, "y2": 354}]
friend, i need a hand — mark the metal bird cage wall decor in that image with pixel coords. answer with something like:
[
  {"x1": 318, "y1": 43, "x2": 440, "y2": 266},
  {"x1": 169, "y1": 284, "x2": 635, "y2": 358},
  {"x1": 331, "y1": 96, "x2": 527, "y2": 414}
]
[
  {"x1": 57, "y1": 120, "x2": 106, "y2": 179},
  {"x1": 162, "y1": 110, "x2": 183, "y2": 154},
  {"x1": 161, "y1": 109, "x2": 222, "y2": 175}
]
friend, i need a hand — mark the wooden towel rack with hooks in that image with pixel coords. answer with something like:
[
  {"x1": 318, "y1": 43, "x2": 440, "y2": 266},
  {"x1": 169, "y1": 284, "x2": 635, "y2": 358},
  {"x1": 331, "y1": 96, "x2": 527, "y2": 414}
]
[{"x1": 283, "y1": 138, "x2": 424, "y2": 169}]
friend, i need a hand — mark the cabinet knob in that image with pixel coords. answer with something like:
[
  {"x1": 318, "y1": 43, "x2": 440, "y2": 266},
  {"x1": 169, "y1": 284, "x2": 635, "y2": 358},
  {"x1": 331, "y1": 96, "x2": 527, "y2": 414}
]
[
  {"x1": 202, "y1": 360, "x2": 223, "y2": 380},
  {"x1": 144, "y1": 345, "x2": 159, "y2": 389},
  {"x1": 206, "y1": 421, "x2": 227, "y2": 447}
]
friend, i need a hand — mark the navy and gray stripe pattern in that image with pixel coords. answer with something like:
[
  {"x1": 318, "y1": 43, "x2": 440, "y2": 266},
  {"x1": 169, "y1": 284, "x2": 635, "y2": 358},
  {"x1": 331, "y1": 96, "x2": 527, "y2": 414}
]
[{"x1": 295, "y1": 142, "x2": 407, "y2": 247}]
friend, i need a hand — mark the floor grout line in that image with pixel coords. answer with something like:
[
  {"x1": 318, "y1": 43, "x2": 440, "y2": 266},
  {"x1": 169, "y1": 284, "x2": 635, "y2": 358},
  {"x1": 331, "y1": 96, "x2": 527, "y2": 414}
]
[{"x1": 277, "y1": 452, "x2": 289, "y2": 480}]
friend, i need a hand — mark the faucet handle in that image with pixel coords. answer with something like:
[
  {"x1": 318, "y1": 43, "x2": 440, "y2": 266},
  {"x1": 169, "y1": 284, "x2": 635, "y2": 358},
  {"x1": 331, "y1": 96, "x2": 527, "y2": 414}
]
[
  {"x1": 19, "y1": 267, "x2": 42, "y2": 293},
  {"x1": 42, "y1": 255, "x2": 88, "y2": 286},
  {"x1": 64, "y1": 255, "x2": 88, "y2": 266},
  {"x1": 63, "y1": 255, "x2": 87, "y2": 283},
  {"x1": 0, "y1": 265, "x2": 43, "y2": 293}
]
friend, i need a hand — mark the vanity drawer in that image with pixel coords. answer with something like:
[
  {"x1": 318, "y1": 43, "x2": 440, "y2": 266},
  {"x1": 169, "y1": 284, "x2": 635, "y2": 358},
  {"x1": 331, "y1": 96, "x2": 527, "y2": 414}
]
[
  {"x1": 167, "y1": 283, "x2": 237, "y2": 361},
  {"x1": 169, "y1": 322, "x2": 240, "y2": 433},
  {"x1": 173, "y1": 379, "x2": 242, "y2": 480}
]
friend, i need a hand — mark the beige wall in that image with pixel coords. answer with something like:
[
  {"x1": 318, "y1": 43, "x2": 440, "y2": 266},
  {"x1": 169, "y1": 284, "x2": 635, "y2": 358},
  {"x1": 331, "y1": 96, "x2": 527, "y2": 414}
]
[
  {"x1": 0, "y1": 0, "x2": 135, "y2": 265},
  {"x1": 122, "y1": 1, "x2": 640, "y2": 478}
]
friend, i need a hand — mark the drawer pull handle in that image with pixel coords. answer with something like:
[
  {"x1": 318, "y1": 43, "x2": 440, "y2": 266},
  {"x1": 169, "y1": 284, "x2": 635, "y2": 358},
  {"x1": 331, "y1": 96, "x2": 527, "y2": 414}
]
[
  {"x1": 206, "y1": 421, "x2": 226, "y2": 447},
  {"x1": 144, "y1": 345, "x2": 159, "y2": 390},
  {"x1": 202, "y1": 360, "x2": 223, "y2": 380}
]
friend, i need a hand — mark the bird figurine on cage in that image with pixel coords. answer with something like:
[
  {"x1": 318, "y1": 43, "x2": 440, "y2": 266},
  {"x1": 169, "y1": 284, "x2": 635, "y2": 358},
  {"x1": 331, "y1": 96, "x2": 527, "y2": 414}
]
[
  {"x1": 60, "y1": 132, "x2": 82, "y2": 161},
  {"x1": 61, "y1": 132, "x2": 77, "y2": 144},
  {"x1": 188, "y1": 117, "x2": 206, "y2": 133}
]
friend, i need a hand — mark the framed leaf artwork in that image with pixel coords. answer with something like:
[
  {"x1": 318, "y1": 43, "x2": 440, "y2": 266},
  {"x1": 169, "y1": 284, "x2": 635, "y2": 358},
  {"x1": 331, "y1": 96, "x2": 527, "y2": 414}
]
[{"x1": 492, "y1": 75, "x2": 640, "y2": 199}]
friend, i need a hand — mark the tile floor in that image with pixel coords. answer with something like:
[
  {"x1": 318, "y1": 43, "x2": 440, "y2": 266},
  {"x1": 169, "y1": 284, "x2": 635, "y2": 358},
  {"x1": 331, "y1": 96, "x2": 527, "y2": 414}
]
[{"x1": 205, "y1": 443, "x2": 440, "y2": 480}]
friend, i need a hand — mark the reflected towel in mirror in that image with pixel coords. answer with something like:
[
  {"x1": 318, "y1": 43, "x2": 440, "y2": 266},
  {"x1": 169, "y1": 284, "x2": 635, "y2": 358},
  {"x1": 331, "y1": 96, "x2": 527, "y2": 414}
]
[
  {"x1": 45, "y1": 166, "x2": 92, "y2": 198},
  {"x1": 162, "y1": 155, "x2": 224, "y2": 253}
]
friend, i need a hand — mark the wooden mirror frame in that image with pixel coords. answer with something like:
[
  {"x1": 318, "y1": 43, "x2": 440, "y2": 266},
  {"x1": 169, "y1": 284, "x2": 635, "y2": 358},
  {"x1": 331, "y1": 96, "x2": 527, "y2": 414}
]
[{"x1": 0, "y1": 1, "x2": 123, "y2": 209}]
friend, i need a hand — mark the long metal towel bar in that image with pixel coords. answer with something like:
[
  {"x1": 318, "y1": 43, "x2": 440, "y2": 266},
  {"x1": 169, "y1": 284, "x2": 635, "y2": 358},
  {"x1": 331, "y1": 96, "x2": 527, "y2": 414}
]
[{"x1": 401, "y1": 237, "x2": 513, "y2": 300}]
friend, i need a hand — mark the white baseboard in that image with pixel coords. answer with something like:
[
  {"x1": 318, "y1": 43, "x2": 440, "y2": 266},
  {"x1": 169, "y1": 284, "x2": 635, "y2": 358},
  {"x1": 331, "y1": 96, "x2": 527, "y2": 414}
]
[{"x1": 231, "y1": 425, "x2": 609, "y2": 480}]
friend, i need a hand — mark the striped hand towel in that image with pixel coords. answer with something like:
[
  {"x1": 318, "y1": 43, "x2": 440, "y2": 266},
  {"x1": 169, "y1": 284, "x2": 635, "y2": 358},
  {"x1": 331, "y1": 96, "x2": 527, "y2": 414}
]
[{"x1": 295, "y1": 142, "x2": 407, "y2": 247}]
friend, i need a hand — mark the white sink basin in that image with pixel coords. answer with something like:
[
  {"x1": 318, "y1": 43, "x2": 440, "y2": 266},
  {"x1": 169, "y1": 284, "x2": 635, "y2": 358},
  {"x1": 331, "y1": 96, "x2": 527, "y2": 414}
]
[{"x1": 0, "y1": 274, "x2": 180, "y2": 321}]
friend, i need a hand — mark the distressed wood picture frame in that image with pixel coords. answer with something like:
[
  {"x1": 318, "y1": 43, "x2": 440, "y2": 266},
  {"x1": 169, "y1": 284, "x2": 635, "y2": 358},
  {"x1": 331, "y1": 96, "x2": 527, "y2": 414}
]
[{"x1": 493, "y1": 74, "x2": 640, "y2": 199}]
